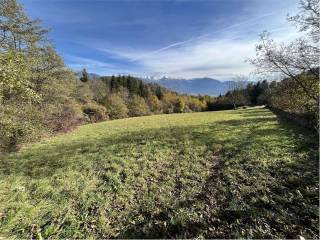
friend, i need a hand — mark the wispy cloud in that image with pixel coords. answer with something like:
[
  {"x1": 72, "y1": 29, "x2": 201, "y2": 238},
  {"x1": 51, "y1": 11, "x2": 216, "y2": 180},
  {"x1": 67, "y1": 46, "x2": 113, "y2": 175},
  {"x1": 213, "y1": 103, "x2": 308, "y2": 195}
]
[
  {"x1": 95, "y1": 13, "x2": 299, "y2": 80},
  {"x1": 35, "y1": 0, "x2": 300, "y2": 80},
  {"x1": 126, "y1": 11, "x2": 277, "y2": 62},
  {"x1": 65, "y1": 55, "x2": 141, "y2": 75},
  {"x1": 66, "y1": 55, "x2": 116, "y2": 69}
]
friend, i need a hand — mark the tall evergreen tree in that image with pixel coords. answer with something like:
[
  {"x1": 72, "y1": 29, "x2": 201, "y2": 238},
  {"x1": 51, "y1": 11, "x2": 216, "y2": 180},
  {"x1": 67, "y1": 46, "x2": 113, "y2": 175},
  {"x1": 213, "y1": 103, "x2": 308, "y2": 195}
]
[
  {"x1": 155, "y1": 86, "x2": 164, "y2": 99},
  {"x1": 80, "y1": 68, "x2": 89, "y2": 82}
]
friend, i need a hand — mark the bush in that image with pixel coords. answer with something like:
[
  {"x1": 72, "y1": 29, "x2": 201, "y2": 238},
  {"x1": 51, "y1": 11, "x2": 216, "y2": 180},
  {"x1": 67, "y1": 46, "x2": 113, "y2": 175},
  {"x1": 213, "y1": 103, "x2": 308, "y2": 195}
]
[
  {"x1": 0, "y1": 104, "x2": 44, "y2": 152},
  {"x1": 147, "y1": 95, "x2": 162, "y2": 113},
  {"x1": 187, "y1": 98, "x2": 205, "y2": 112},
  {"x1": 173, "y1": 98, "x2": 186, "y2": 113},
  {"x1": 128, "y1": 95, "x2": 150, "y2": 117},
  {"x1": 45, "y1": 101, "x2": 84, "y2": 133},
  {"x1": 268, "y1": 76, "x2": 319, "y2": 132},
  {"x1": 76, "y1": 82, "x2": 94, "y2": 104},
  {"x1": 104, "y1": 94, "x2": 129, "y2": 119},
  {"x1": 82, "y1": 102, "x2": 108, "y2": 123},
  {"x1": 88, "y1": 79, "x2": 109, "y2": 103},
  {"x1": 207, "y1": 98, "x2": 234, "y2": 111},
  {"x1": 162, "y1": 92, "x2": 177, "y2": 114}
]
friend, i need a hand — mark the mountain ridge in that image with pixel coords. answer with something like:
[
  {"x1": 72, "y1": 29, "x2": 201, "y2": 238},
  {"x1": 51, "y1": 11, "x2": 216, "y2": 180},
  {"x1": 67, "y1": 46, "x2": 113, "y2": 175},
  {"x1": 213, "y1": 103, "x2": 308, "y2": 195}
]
[
  {"x1": 142, "y1": 77, "x2": 240, "y2": 96},
  {"x1": 76, "y1": 72, "x2": 250, "y2": 96}
]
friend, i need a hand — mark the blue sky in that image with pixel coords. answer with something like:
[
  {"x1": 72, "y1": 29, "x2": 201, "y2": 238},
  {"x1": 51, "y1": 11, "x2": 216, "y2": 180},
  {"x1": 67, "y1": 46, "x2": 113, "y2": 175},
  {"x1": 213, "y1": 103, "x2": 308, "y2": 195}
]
[{"x1": 21, "y1": 0, "x2": 300, "y2": 80}]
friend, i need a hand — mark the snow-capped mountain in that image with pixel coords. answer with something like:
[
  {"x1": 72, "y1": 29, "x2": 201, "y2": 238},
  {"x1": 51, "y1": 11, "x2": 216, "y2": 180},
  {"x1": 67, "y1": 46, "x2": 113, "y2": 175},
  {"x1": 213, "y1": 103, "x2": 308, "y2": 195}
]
[{"x1": 143, "y1": 77, "x2": 241, "y2": 96}]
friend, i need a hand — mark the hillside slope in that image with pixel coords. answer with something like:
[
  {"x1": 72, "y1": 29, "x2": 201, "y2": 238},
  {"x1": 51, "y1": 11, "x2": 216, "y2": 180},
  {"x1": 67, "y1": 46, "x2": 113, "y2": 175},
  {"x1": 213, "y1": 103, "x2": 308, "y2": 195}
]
[{"x1": 0, "y1": 107, "x2": 318, "y2": 239}]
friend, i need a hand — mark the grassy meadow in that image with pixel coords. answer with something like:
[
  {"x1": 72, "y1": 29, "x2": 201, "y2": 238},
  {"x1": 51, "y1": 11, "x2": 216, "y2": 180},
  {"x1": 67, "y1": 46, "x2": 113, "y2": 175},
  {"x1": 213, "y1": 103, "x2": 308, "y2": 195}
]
[{"x1": 0, "y1": 107, "x2": 318, "y2": 239}]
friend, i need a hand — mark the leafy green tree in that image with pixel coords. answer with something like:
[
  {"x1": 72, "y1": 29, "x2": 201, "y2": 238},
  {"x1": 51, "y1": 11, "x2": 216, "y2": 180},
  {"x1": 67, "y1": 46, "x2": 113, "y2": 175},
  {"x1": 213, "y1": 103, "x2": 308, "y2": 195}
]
[
  {"x1": 250, "y1": 0, "x2": 319, "y2": 103},
  {"x1": 110, "y1": 75, "x2": 117, "y2": 91},
  {"x1": 0, "y1": 0, "x2": 48, "y2": 51},
  {"x1": 249, "y1": 0, "x2": 319, "y2": 131},
  {"x1": 0, "y1": 0, "x2": 80, "y2": 151},
  {"x1": 0, "y1": 50, "x2": 39, "y2": 103}
]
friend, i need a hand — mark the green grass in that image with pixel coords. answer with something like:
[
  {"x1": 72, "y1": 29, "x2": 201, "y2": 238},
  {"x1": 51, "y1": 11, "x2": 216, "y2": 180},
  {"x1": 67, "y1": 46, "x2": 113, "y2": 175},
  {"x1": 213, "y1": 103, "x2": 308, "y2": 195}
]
[{"x1": 0, "y1": 107, "x2": 318, "y2": 239}]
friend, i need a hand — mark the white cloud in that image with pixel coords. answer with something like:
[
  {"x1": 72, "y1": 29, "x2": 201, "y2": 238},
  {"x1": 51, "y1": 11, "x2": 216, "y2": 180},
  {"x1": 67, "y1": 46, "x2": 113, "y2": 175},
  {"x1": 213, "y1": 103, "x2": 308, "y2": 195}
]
[
  {"x1": 99, "y1": 24, "x2": 299, "y2": 80},
  {"x1": 66, "y1": 55, "x2": 116, "y2": 69},
  {"x1": 140, "y1": 39, "x2": 256, "y2": 79},
  {"x1": 83, "y1": 3, "x2": 302, "y2": 80},
  {"x1": 65, "y1": 55, "x2": 139, "y2": 75}
]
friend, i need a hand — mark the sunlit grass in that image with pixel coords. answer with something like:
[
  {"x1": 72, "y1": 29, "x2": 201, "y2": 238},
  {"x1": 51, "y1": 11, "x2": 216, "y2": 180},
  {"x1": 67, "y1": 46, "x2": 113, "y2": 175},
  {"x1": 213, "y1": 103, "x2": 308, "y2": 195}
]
[{"x1": 0, "y1": 107, "x2": 318, "y2": 238}]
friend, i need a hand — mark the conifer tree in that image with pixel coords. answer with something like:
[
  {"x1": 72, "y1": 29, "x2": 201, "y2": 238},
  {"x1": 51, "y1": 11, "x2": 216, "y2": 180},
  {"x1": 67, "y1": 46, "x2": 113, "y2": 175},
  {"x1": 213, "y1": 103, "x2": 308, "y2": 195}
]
[{"x1": 80, "y1": 68, "x2": 89, "y2": 82}]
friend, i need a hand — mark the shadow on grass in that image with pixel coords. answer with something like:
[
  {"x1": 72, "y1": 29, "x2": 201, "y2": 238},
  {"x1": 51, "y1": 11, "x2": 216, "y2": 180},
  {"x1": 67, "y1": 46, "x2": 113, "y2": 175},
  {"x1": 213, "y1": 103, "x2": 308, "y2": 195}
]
[
  {"x1": 0, "y1": 109, "x2": 318, "y2": 239},
  {"x1": 0, "y1": 114, "x2": 294, "y2": 179},
  {"x1": 117, "y1": 114, "x2": 318, "y2": 238}
]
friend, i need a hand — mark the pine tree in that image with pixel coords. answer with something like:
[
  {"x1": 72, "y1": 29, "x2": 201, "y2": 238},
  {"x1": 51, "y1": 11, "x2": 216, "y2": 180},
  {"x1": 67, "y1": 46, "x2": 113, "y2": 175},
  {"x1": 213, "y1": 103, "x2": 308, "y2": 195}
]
[
  {"x1": 155, "y1": 86, "x2": 164, "y2": 99},
  {"x1": 80, "y1": 68, "x2": 89, "y2": 82}
]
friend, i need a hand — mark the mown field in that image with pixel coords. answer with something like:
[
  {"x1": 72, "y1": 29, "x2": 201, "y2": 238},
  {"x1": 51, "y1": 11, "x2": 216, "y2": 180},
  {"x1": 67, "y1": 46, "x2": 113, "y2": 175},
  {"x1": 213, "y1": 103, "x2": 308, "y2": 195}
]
[{"x1": 0, "y1": 107, "x2": 318, "y2": 239}]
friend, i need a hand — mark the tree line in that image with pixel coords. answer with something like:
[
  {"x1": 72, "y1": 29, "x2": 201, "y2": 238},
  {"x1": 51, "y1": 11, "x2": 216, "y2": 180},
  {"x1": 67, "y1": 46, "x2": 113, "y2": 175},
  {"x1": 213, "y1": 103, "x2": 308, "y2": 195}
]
[
  {"x1": 209, "y1": 70, "x2": 318, "y2": 133},
  {"x1": 0, "y1": 0, "x2": 212, "y2": 151},
  {"x1": 76, "y1": 71, "x2": 210, "y2": 122},
  {"x1": 0, "y1": 0, "x2": 318, "y2": 152}
]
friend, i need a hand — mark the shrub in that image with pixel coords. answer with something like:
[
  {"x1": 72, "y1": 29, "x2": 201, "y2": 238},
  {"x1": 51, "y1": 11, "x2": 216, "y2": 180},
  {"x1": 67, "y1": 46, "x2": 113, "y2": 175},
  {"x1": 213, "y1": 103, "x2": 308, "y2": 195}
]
[
  {"x1": 173, "y1": 98, "x2": 186, "y2": 113},
  {"x1": 147, "y1": 95, "x2": 162, "y2": 113},
  {"x1": 82, "y1": 102, "x2": 108, "y2": 123},
  {"x1": 104, "y1": 94, "x2": 129, "y2": 119},
  {"x1": 207, "y1": 98, "x2": 234, "y2": 111},
  {"x1": 128, "y1": 95, "x2": 150, "y2": 117},
  {"x1": 0, "y1": 104, "x2": 44, "y2": 151},
  {"x1": 187, "y1": 98, "x2": 205, "y2": 112},
  {"x1": 45, "y1": 101, "x2": 84, "y2": 133},
  {"x1": 88, "y1": 79, "x2": 109, "y2": 103},
  {"x1": 268, "y1": 76, "x2": 319, "y2": 132},
  {"x1": 162, "y1": 92, "x2": 178, "y2": 114},
  {"x1": 76, "y1": 82, "x2": 94, "y2": 104}
]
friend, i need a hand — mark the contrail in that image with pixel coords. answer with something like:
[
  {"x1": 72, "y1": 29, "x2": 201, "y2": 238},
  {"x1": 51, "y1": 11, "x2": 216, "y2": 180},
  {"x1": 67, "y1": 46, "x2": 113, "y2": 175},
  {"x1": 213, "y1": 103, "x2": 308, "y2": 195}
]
[{"x1": 130, "y1": 12, "x2": 276, "y2": 62}]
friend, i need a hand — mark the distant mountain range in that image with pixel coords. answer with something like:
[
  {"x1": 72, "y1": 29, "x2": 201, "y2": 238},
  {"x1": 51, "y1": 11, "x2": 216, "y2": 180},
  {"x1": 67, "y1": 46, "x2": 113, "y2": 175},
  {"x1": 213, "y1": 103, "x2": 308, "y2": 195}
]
[
  {"x1": 143, "y1": 77, "x2": 243, "y2": 96},
  {"x1": 76, "y1": 72, "x2": 249, "y2": 96}
]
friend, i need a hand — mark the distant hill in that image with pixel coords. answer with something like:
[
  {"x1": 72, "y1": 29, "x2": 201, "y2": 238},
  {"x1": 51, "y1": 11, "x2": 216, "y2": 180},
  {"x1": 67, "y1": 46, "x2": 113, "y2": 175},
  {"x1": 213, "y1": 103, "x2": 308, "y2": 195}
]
[{"x1": 143, "y1": 77, "x2": 244, "y2": 96}]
